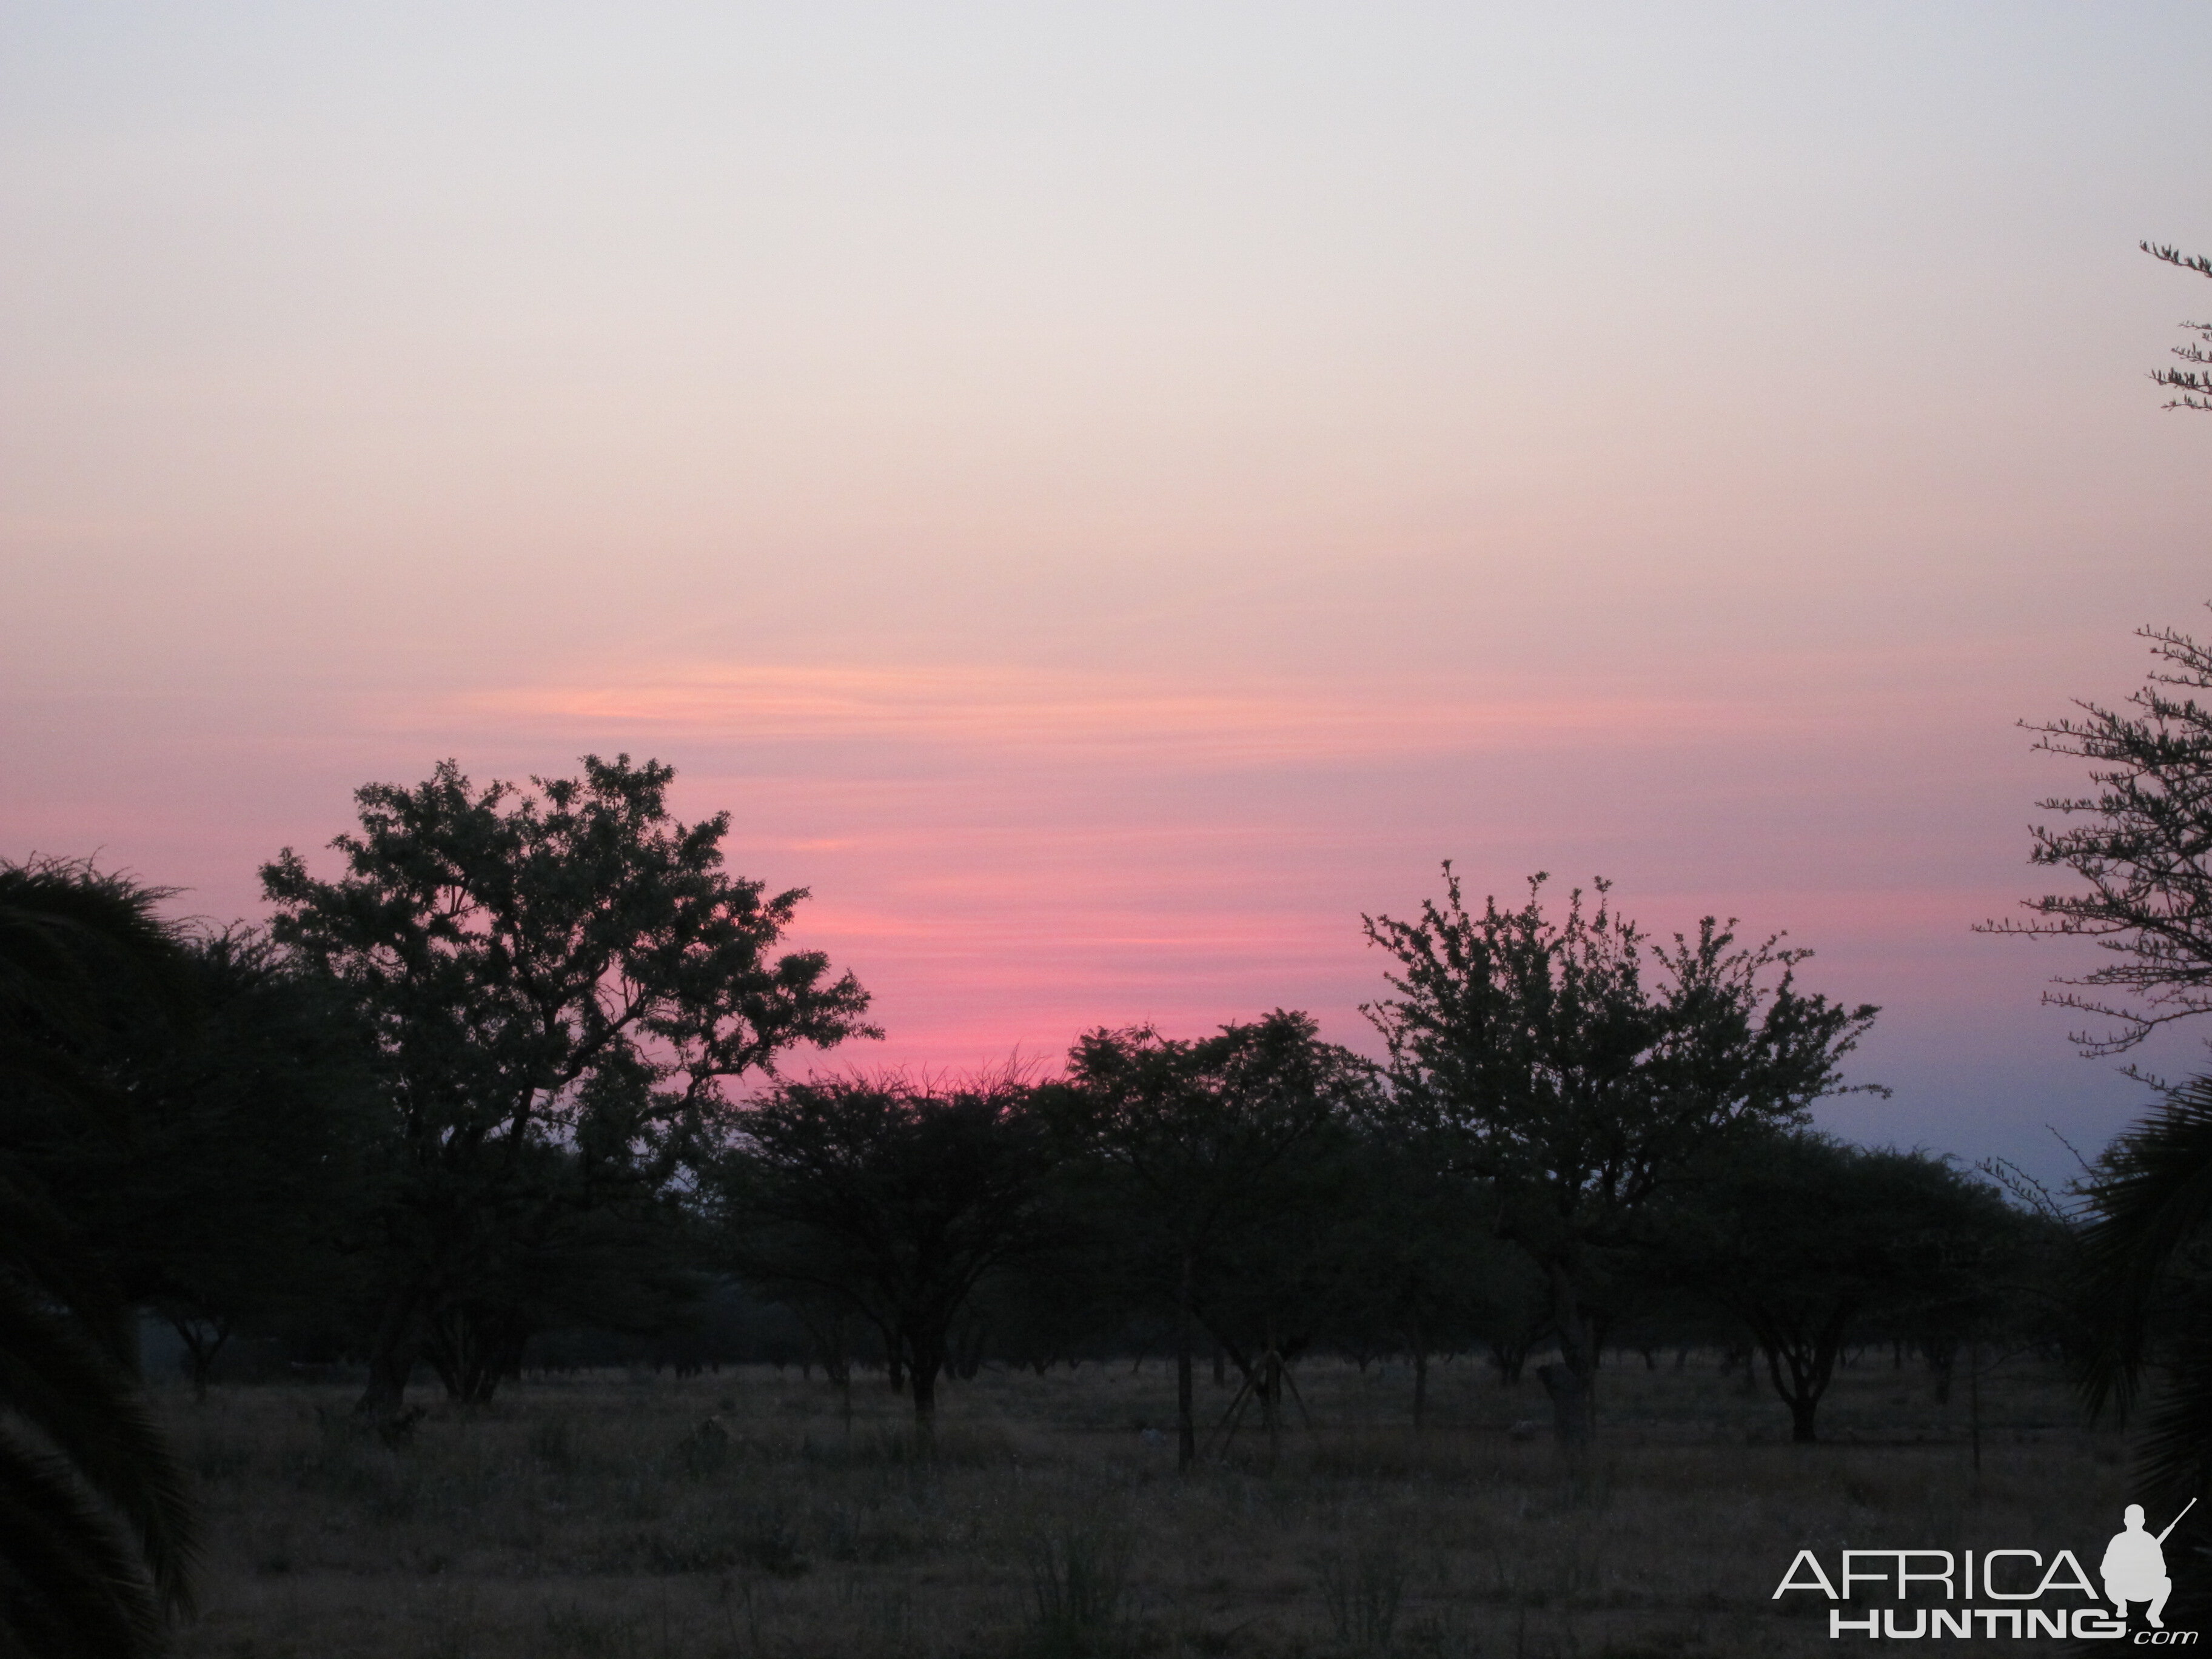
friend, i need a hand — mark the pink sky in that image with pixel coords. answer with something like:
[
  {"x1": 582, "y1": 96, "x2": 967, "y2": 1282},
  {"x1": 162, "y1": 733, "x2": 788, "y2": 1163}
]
[{"x1": 8, "y1": 4, "x2": 2212, "y2": 1179}]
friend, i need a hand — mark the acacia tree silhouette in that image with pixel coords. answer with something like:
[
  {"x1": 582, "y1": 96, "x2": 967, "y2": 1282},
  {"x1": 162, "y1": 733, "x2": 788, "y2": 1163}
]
[
  {"x1": 1363, "y1": 868, "x2": 1879, "y2": 1449},
  {"x1": 1979, "y1": 617, "x2": 2212, "y2": 1064},
  {"x1": 2142, "y1": 241, "x2": 2212, "y2": 411},
  {"x1": 2025, "y1": 238, "x2": 2212, "y2": 1602},
  {"x1": 712, "y1": 1072, "x2": 1061, "y2": 1436},
  {"x1": 1655, "y1": 1130, "x2": 2020, "y2": 1444},
  {"x1": 1038, "y1": 1012, "x2": 1372, "y2": 1473},
  {"x1": 264, "y1": 754, "x2": 877, "y2": 1418}
]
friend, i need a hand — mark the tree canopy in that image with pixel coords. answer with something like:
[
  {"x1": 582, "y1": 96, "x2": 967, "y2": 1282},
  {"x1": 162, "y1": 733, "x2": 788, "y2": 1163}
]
[
  {"x1": 1988, "y1": 605, "x2": 2212, "y2": 1527},
  {"x1": 1363, "y1": 868, "x2": 1880, "y2": 1444},
  {"x1": 263, "y1": 753, "x2": 877, "y2": 1413},
  {"x1": 1980, "y1": 616, "x2": 2212, "y2": 1061},
  {"x1": 2143, "y1": 241, "x2": 2212, "y2": 412},
  {"x1": 1039, "y1": 1011, "x2": 1376, "y2": 1469},
  {"x1": 711, "y1": 1071, "x2": 1059, "y2": 1430},
  {"x1": 1655, "y1": 1129, "x2": 2023, "y2": 1443}
]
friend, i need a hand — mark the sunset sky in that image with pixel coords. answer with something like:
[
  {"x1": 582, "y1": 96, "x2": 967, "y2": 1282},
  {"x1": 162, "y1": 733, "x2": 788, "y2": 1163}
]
[{"x1": 7, "y1": 4, "x2": 2212, "y2": 1179}]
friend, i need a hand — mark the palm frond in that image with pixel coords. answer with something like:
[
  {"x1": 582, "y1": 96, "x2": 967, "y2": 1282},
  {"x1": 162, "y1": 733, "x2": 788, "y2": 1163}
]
[
  {"x1": 0, "y1": 861, "x2": 190, "y2": 1039},
  {"x1": 0, "y1": 856, "x2": 201, "y2": 1641},
  {"x1": 0, "y1": 1275, "x2": 196, "y2": 1612},
  {"x1": 2077, "y1": 1078, "x2": 2212, "y2": 1417},
  {"x1": 2134, "y1": 1280, "x2": 2212, "y2": 1503},
  {"x1": 0, "y1": 1424, "x2": 166, "y2": 1659}
]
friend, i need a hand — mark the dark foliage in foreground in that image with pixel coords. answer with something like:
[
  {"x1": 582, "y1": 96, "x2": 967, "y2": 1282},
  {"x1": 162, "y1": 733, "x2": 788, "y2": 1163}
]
[
  {"x1": 0, "y1": 858, "x2": 197, "y2": 1657},
  {"x1": 2079, "y1": 1078, "x2": 2212, "y2": 1499}
]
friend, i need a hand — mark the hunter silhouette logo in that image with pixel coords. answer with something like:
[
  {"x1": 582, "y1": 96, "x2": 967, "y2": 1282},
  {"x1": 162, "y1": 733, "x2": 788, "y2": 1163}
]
[
  {"x1": 2105, "y1": 1501, "x2": 2193, "y2": 1631},
  {"x1": 1773, "y1": 1500, "x2": 2200, "y2": 1641}
]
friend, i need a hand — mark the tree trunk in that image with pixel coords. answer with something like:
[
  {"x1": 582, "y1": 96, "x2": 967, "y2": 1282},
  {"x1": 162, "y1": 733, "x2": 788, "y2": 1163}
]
[
  {"x1": 1176, "y1": 1254, "x2": 1196, "y2": 1473},
  {"x1": 1261, "y1": 1345, "x2": 1282, "y2": 1466},
  {"x1": 1538, "y1": 1262, "x2": 1595, "y2": 1448},
  {"x1": 1926, "y1": 1336, "x2": 1957, "y2": 1405},
  {"x1": 953, "y1": 1319, "x2": 987, "y2": 1381},
  {"x1": 1536, "y1": 1362, "x2": 1591, "y2": 1447},
  {"x1": 424, "y1": 1304, "x2": 531, "y2": 1406},
  {"x1": 170, "y1": 1316, "x2": 230, "y2": 1401},
  {"x1": 908, "y1": 1331, "x2": 942, "y2": 1436},
  {"x1": 1413, "y1": 1346, "x2": 1429, "y2": 1430},
  {"x1": 355, "y1": 1285, "x2": 423, "y2": 1419},
  {"x1": 1489, "y1": 1337, "x2": 1529, "y2": 1386},
  {"x1": 1755, "y1": 1312, "x2": 1847, "y2": 1446},
  {"x1": 795, "y1": 1307, "x2": 850, "y2": 1386},
  {"x1": 1788, "y1": 1391, "x2": 1820, "y2": 1444}
]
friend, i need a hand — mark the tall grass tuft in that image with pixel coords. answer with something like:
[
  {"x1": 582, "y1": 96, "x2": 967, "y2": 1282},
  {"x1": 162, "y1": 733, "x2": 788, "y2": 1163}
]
[
  {"x1": 528, "y1": 1416, "x2": 576, "y2": 1470},
  {"x1": 1023, "y1": 1520, "x2": 1131, "y2": 1657},
  {"x1": 1321, "y1": 1541, "x2": 1407, "y2": 1654}
]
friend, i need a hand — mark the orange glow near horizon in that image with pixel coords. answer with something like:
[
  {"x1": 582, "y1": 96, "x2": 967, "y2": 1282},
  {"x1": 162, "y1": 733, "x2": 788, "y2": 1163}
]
[{"x1": 451, "y1": 662, "x2": 1788, "y2": 760}]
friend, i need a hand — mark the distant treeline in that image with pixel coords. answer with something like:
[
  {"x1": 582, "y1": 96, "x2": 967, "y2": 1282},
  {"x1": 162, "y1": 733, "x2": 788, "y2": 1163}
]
[
  {"x1": 2, "y1": 736, "x2": 2204, "y2": 1655},
  {"x1": 7, "y1": 758, "x2": 2064, "y2": 1458}
]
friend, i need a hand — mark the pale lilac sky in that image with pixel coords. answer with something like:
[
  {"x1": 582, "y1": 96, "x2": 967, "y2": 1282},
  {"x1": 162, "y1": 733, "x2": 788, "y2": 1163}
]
[{"x1": 7, "y1": 4, "x2": 2212, "y2": 1179}]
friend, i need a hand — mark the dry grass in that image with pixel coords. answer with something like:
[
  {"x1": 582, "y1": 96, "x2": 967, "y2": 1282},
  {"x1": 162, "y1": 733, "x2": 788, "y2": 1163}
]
[{"x1": 163, "y1": 1349, "x2": 2124, "y2": 1658}]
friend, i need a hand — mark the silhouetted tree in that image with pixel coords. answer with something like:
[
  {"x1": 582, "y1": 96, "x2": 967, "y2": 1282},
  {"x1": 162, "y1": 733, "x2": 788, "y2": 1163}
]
[
  {"x1": 1655, "y1": 1130, "x2": 2020, "y2": 1443},
  {"x1": 1364, "y1": 868, "x2": 1879, "y2": 1447},
  {"x1": 1978, "y1": 615, "x2": 2212, "y2": 1533},
  {"x1": 1186, "y1": 1121, "x2": 1363, "y2": 1456},
  {"x1": 710, "y1": 1073, "x2": 1060, "y2": 1431},
  {"x1": 1980, "y1": 614, "x2": 2212, "y2": 1062},
  {"x1": 0, "y1": 857, "x2": 196, "y2": 1655},
  {"x1": 1038, "y1": 1011, "x2": 1376, "y2": 1470},
  {"x1": 1323, "y1": 1130, "x2": 1498, "y2": 1426},
  {"x1": 1473, "y1": 1256, "x2": 1553, "y2": 1386},
  {"x1": 413, "y1": 1138, "x2": 709, "y2": 1403},
  {"x1": 263, "y1": 754, "x2": 876, "y2": 1416},
  {"x1": 963, "y1": 1233, "x2": 1136, "y2": 1379},
  {"x1": 2142, "y1": 241, "x2": 2212, "y2": 411}
]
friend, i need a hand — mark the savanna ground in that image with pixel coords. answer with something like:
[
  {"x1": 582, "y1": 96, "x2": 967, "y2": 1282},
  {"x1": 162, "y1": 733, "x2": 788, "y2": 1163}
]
[{"x1": 165, "y1": 1349, "x2": 2126, "y2": 1658}]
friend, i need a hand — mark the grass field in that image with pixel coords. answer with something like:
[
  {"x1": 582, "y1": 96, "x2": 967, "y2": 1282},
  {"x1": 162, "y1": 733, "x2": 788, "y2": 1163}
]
[{"x1": 163, "y1": 1349, "x2": 2126, "y2": 1658}]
